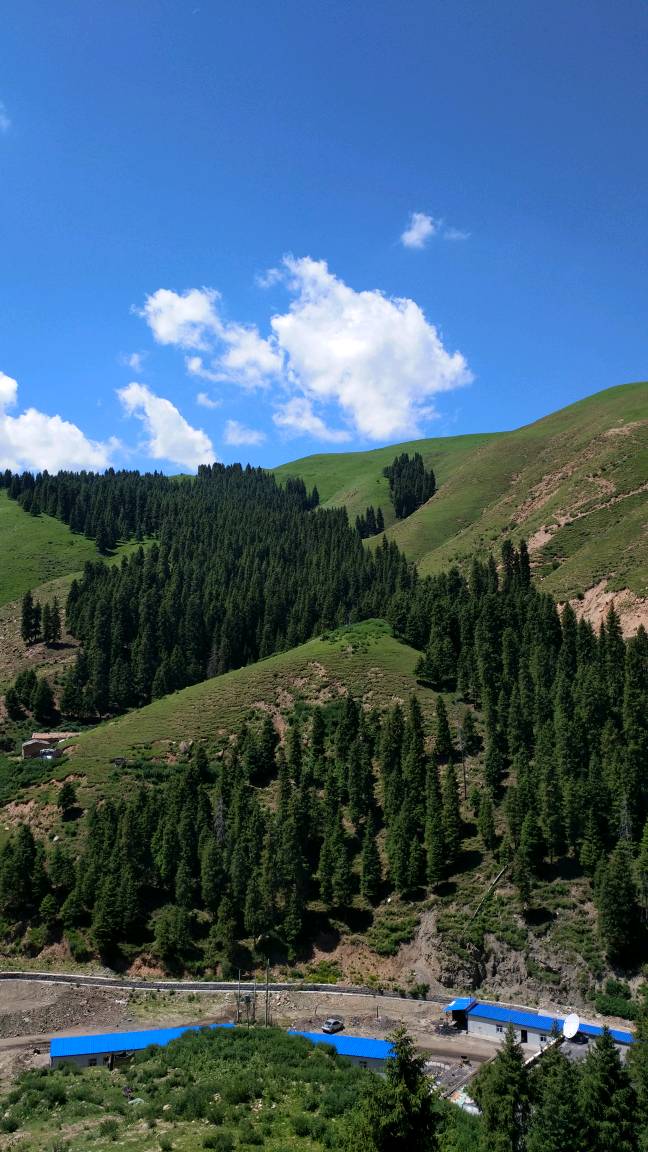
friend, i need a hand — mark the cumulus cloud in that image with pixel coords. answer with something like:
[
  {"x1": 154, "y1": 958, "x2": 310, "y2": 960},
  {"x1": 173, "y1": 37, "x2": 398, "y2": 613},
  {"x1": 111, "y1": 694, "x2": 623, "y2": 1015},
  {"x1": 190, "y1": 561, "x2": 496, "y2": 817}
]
[
  {"x1": 141, "y1": 288, "x2": 281, "y2": 389},
  {"x1": 195, "y1": 391, "x2": 221, "y2": 409},
  {"x1": 138, "y1": 288, "x2": 222, "y2": 350},
  {"x1": 271, "y1": 257, "x2": 471, "y2": 440},
  {"x1": 223, "y1": 419, "x2": 266, "y2": 446},
  {"x1": 401, "y1": 211, "x2": 438, "y2": 249},
  {"x1": 401, "y1": 212, "x2": 470, "y2": 247},
  {"x1": 139, "y1": 257, "x2": 470, "y2": 443},
  {"x1": 0, "y1": 372, "x2": 116, "y2": 472},
  {"x1": 0, "y1": 103, "x2": 10, "y2": 134},
  {"x1": 118, "y1": 382, "x2": 215, "y2": 470},
  {"x1": 121, "y1": 351, "x2": 146, "y2": 372},
  {"x1": 273, "y1": 397, "x2": 350, "y2": 443}
]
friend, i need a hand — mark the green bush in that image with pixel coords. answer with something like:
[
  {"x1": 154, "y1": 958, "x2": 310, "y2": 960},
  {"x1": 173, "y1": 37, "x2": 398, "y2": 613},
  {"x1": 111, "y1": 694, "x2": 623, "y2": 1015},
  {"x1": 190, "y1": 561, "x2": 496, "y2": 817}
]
[
  {"x1": 99, "y1": 1118, "x2": 120, "y2": 1140},
  {"x1": 203, "y1": 1133, "x2": 234, "y2": 1151}
]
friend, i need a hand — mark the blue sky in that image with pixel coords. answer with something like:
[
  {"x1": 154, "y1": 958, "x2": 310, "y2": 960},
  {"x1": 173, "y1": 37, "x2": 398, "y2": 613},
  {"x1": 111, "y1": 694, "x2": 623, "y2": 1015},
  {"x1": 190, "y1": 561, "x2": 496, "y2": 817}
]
[{"x1": 1, "y1": 0, "x2": 647, "y2": 472}]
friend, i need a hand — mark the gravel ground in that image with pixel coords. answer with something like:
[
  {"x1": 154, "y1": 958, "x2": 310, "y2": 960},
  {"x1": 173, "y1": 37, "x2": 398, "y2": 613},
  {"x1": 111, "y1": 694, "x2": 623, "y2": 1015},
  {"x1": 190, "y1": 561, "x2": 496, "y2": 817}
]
[{"x1": 0, "y1": 980, "x2": 494, "y2": 1086}]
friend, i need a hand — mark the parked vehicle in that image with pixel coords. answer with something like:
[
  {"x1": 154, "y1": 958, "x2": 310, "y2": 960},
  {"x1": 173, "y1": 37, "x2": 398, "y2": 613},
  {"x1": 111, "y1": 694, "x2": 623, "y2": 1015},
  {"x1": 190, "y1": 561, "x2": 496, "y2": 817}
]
[{"x1": 322, "y1": 1017, "x2": 344, "y2": 1034}]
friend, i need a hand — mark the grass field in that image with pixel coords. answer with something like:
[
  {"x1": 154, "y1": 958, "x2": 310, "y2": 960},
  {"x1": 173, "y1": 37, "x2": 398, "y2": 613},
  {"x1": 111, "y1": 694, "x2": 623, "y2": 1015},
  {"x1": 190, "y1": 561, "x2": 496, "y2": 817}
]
[
  {"x1": 275, "y1": 381, "x2": 648, "y2": 600},
  {"x1": 65, "y1": 620, "x2": 436, "y2": 792},
  {"x1": 0, "y1": 491, "x2": 104, "y2": 607}
]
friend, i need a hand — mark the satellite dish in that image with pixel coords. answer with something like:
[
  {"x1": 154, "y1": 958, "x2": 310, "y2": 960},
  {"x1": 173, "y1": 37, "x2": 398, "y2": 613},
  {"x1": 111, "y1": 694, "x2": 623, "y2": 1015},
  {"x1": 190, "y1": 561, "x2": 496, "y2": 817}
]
[{"x1": 563, "y1": 1013, "x2": 580, "y2": 1040}]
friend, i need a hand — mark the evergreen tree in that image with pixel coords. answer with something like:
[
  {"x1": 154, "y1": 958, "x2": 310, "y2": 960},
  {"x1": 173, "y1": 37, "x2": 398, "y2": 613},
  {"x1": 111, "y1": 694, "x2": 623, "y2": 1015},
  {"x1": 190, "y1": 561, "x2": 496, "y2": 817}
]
[
  {"x1": 57, "y1": 781, "x2": 77, "y2": 817},
  {"x1": 472, "y1": 1023, "x2": 529, "y2": 1152},
  {"x1": 579, "y1": 1028, "x2": 638, "y2": 1152},
  {"x1": 341, "y1": 1027, "x2": 439, "y2": 1151},
  {"x1": 598, "y1": 840, "x2": 641, "y2": 965},
  {"x1": 92, "y1": 874, "x2": 121, "y2": 958},
  {"x1": 442, "y1": 762, "x2": 461, "y2": 868},
  {"x1": 360, "y1": 812, "x2": 381, "y2": 903},
  {"x1": 527, "y1": 1032, "x2": 583, "y2": 1152},
  {"x1": 478, "y1": 789, "x2": 497, "y2": 852},
  {"x1": 434, "y1": 696, "x2": 454, "y2": 762},
  {"x1": 32, "y1": 677, "x2": 55, "y2": 724}
]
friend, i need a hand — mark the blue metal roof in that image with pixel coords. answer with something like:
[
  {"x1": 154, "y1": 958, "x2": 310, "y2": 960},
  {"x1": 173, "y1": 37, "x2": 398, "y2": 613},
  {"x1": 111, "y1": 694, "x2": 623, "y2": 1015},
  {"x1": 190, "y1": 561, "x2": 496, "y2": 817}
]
[
  {"x1": 288, "y1": 1030, "x2": 393, "y2": 1060},
  {"x1": 50, "y1": 1022, "x2": 234, "y2": 1059},
  {"x1": 462, "y1": 1001, "x2": 634, "y2": 1046},
  {"x1": 445, "y1": 997, "x2": 476, "y2": 1012}
]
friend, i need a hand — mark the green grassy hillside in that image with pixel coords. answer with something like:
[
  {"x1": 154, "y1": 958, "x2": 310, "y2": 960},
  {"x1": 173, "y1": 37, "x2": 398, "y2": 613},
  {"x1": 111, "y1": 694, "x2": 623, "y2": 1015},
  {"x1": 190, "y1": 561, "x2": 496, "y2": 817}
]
[
  {"x1": 275, "y1": 382, "x2": 648, "y2": 602},
  {"x1": 64, "y1": 620, "x2": 436, "y2": 792},
  {"x1": 0, "y1": 490, "x2": 105, "y2": 607}
]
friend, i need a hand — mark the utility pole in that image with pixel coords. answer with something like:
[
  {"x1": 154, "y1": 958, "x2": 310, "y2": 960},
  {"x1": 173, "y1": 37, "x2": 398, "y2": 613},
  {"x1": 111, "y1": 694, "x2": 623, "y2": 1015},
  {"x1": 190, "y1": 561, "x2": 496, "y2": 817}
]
[{"x1": 236, "y1": 970, "x2": 241, "y2": 1024}]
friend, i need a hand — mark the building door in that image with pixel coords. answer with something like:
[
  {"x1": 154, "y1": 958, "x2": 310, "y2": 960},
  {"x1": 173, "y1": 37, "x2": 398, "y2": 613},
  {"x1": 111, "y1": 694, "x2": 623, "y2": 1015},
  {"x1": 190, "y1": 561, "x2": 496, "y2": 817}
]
[{"x1": 520, "y1": 1030, "x2": 528, "y2": 1044}]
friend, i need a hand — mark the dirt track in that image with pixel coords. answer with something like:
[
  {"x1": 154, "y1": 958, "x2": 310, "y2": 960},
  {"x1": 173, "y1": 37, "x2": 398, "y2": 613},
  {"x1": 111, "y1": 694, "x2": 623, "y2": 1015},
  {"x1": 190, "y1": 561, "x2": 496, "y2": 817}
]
[{"x1": 0, "y1": 979, "x2": 494, "y2": 1085}]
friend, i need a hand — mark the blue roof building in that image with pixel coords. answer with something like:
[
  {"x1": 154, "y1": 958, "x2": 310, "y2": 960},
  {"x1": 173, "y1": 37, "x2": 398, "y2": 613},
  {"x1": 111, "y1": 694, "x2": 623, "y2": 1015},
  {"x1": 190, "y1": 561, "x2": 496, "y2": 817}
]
[
  {"x1": 50, "y1": 1023, "x2": 234, "y2": 1068},
  {"x1": 288, "y1": 1030, "x2": 393, "y2": 1068},
  {"x1": 444, "y1": 999, "x2": 634, "y2": 1051}
]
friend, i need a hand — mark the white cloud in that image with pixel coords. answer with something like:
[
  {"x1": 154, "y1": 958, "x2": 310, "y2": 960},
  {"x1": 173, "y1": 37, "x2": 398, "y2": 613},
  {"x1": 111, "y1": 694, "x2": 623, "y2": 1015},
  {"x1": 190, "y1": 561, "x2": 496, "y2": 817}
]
[
  {"x1": 0, "y1": 102, "x2": 10, "y2": 134},
  {"x1": 255, "y1": 266, "x2": 283, "y2": 289},
  {"x1": 401, "y1": 211, "x2": 438, "y2": 249},
  {"x1": 121, "y1": 351, "x2": 146, "y2": 372},
  {"x1": 218, "y1": 323, "x2": 282, "y2": 388},
  {"x1": 223, "y1": 419, "x2": 266, "y2": 446},
  {"x1": 186, "y1": 355, "x2": 222, "y2": 383},
  {"x1": 0, "y1": 371, "x2": 18, "y2": 409},
  {"x1": 196, "y1": 391, "x2": 221, "y2": 409},
  {"x1": 443, "y1": 226, "x2": 470, "y2": 241},
  {"x1": 117, "y1": 382, "x2": 215, "y2": 470},
  {"x1": 273, "y1": 397, "x2": 350, "y2": 443},
  {"x1": 138, "y1": 257, "x2": 470, "y2": 443},
  {"x1": 138, "y1": 287, "x2": 222, "y2": 350},
  {"x1": 0, "y1": 372, "x2": 116, "y2": 472},
  {"x1": 141, "y1": 289, "x2": 281, "y2": 389},
  {"x1": 271, "y1": 257, "x2": 471, "y2": 440}
]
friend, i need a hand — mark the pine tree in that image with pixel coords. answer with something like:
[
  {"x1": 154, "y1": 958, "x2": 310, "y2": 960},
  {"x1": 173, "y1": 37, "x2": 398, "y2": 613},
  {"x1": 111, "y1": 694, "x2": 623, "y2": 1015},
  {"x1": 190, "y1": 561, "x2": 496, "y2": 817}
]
[
  {"x1": 434, "y1": 696, "x2": 454, "y2": 761},
  {"x1": 472, "y1": 1023, "x2": 529, "y2": 1152},
  {"x1": 425, "y1": 768, "x2": 445, "y2": 887},
  {"x1": 598, "y1": 840, "x2": 641, "y2": 965},
  {"x1": 579, "y1": 1028, "x2": 638, "y2": 1152},
  {"x1": 20, "y1": 590, "x2": 39, "y2": 645},
  {"x1": 360, "y1": 812, "x2": 381, "y2": 903},
  {"x1": 527, "y1": 1030, "x2": 583, "y2": 1152},
  {"x1": 628, "y1": 985, "x2": 648, "y2": 1141},
  {"x1": 32, "y1": 677, "x2": 55, "y2": 724},
  {"x1": 478, "y1": 789, "x2": 497, "y2": 852},
  {"x1": 341, "y1": 1026, "x2": 439, "y2": 1151},
  {"x1": 92, "y1": 874, "x2": 122, "y2": 958},
  {"x1": 442, "y1": 762, "x2": 461, "y2": 868}
]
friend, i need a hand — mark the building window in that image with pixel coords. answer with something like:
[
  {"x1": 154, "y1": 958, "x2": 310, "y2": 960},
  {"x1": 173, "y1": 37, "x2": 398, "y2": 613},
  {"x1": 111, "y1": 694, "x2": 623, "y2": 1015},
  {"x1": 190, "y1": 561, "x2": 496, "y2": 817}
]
[
  {"x1": 88, "y1": 1058, "x2": 97, "y2": 1067},
  {"x1": 540, "y1": 1035, "x2": 547, "y2": 1044},
  {"x1": 496, "y1": 1025, "x2": 504, "y2": 1034}
]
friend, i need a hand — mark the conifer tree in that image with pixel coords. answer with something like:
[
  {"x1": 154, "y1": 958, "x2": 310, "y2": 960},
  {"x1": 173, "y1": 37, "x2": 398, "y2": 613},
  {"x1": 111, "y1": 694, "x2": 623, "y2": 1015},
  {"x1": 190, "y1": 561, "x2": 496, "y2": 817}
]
[
  {"x1": 32, "y1": 677, "x2": 55, "y2": 724},
  {"x1": 434, "y1": 696, "x2": 453, "y2": 762},
  {"x1": 579, "y1": 1028, "x2": 638, "y2": 1152},
  {"x1": 598, "y1": 840, "x2": 641, "y2": 965},
  {"x1": 527, "y1": 1031, "x2": 583, "y2": 1152},
  {"x1": 478, "y1": 789, "x2": 497, "y2": 852},
  {"x1": 442, "y1": 762, "x2": 461, "y2": 868},
  {"x1": 360, "y1": 812, "x2": 381, "y2": 903},
  {"x1": 472, "y1": 1023, "x2": 529, "y2": 1152},
  {"x1": 425, "y1": 768, "x2": 445, "y2": 887}
]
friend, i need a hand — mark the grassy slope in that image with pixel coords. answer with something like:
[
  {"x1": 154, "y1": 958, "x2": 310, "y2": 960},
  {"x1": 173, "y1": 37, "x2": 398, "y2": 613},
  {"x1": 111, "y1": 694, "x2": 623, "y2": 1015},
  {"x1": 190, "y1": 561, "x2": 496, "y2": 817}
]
[
  {"x1": 65, "y1": 620, "x2": 436, "y2": 791},
  {"x1": 0, "y1": 491, "x2": 105, "y2": 606},
  {"x1": 275, "y1": 382, "x2": 648, "y2": 599}
]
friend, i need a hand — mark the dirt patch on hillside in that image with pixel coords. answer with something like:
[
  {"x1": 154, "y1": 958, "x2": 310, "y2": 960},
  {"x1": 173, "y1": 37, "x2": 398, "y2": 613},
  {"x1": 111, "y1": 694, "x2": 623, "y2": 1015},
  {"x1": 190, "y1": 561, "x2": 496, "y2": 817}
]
[
  {"x1": 0, "y1": 596, "x2": 78, "y2": 688},
  {"x1": 604, "y1": 421, "x2": 645, "y2": 437},
  {"x1": 569, "y1": 581, "x2": 648, "y2": 636}
]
